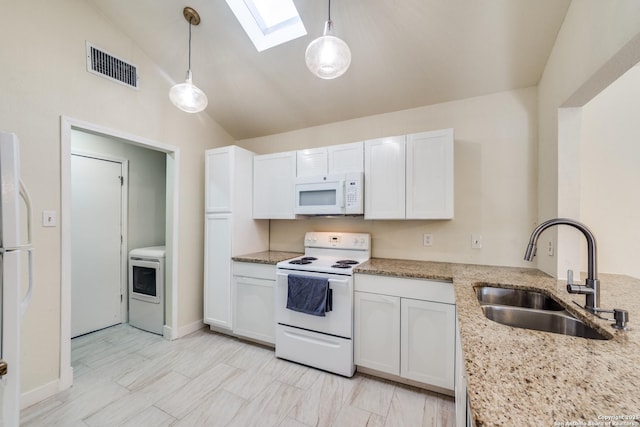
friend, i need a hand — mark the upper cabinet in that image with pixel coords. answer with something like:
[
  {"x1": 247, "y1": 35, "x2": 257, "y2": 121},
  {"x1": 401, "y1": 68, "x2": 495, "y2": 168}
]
[
  {"x1": 205, "y1": 147, "x2": 232, "y2": 213},
  {"x1": 406, "y1": 129, "x2": 454, "y2": 219},
  {"x1": 364, "y1": 136, "x2": 407, "y2": 219},
  {"x1": 253, "y1": 151, "x2": 296, "y2": 219},
  {"x1": 297, "y1": 141, "x2": 364, "y2": 177},
  {"x1": 365, "y1": 129, "x2": 454, "y2": 220}
]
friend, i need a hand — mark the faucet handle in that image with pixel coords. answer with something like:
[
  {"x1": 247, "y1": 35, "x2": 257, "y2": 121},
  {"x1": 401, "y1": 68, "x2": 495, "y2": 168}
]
[{"x1": 612, "y1": 309, "x2": 629, "y2": 330}]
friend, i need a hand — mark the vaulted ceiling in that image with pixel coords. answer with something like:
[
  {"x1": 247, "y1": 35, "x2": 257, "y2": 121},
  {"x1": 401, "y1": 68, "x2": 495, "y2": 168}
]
[{"x1": 87, "y1": 0, "x2": 571, "y2": 140}]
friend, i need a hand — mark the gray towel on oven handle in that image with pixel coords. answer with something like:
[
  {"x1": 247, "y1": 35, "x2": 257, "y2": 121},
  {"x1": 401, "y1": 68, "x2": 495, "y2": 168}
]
[{"x1": 286, "y1": 274, "x2": 330, "y2": 317}]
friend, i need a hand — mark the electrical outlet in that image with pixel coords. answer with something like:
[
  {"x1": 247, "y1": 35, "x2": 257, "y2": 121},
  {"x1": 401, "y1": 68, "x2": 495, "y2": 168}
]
[
  {"x1": 423, "y1": 233, "x2": 433, "y2": 247},
  {"x1": 547, "y1": 240, "x2": 554, "y2": 256},
  {"x1": 471, "y1": 233, "x2": 482, "y2": 249}
]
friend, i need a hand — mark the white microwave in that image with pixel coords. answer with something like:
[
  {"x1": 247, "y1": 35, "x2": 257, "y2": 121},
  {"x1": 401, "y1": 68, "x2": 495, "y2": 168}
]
[{"x1": 294, "y1": 172, "x2": 363, "y2": 215}]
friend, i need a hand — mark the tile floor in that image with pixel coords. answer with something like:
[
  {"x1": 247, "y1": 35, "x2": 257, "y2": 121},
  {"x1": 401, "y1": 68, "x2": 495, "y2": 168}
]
[{"x1": 21, "y1": 324, "x2": 455, "y2": 426}]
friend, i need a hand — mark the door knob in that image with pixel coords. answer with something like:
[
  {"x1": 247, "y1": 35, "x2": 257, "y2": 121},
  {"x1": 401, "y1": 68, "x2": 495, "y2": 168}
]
[{"x1": 0, "y1": 360, "x2": 7, "y2": 376}]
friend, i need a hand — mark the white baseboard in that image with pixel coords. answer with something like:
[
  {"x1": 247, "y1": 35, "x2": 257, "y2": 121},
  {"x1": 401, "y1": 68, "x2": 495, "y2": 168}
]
[
  {"x1": 163, "y1": 319, "x2": 205, "y2": 341},
  {"x1": 21, "y1": 378, "x2": 61, "y2": 410}
]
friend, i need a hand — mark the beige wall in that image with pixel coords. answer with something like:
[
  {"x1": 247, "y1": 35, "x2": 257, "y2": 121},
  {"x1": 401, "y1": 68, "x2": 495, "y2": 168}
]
[
  {"x1": 537, "y1": 1, "x2": 640, "y2": 277},
  {"x1": 0, "y1": 0, "x2": 233, "y2": 397},
  {"x1": 580, "y1": 66, "x2": 640, "y2": 277},
  {"x1": 239, "y1": 87, "x2": 539, "y2": 267}
]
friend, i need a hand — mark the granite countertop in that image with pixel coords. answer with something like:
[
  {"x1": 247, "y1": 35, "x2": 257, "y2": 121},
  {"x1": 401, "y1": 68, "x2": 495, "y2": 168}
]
[
  {"x1": 355, "y1": 258, "x2": 640, "y2": 426},
  {"x1": 232, "y1": 250, "x2": 302, "y2": 265},
  {"x1": 233, "y1": 252, "x2": 640, "y2": 425}
]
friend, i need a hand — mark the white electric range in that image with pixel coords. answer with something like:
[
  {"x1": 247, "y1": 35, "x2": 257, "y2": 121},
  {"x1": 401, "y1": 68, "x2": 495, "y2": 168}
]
[{"x1": 275, "y1": 232, "x2": 371, "y2": 377}]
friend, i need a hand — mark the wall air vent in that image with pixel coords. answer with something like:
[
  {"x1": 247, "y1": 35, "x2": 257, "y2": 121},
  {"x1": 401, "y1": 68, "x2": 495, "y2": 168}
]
[{"x1": 86, "y1": 42, "x2": 139, "y2": 89}]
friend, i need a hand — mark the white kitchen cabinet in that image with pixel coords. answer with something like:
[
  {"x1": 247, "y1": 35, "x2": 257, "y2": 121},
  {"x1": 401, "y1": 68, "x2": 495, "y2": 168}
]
[
  {"x1": 297, "y1": 147, "x2": 327, "y2": 177},
  {"x1": 364, "y1": 129, "x2": 454, "y2": 219},
  {"x1": 253, "y1": 151, "x2": 296, "y2": 219},
  {"x1": 401, "y1": 298, "x2": 456, "y2": 389},
  {"x1": 354, "y1": 291, "x2": 400, "y2": 375},
  {"x1": 406, "y1": 129, "x2": 454, "y2": 219},
  {"x1": 354, "y1": 273, "x2": 456, "y2": 393},
  {"x1": 205, "y1": 147, "x2": 232, "y2": 212},
  {"x1": 364, "y1": 136, "x2": 406, "y2": 219},
  {"x1": 327, "y1": 141, "x2": 363, "y2": 173},
  {"x1": 204, "y1": 214, "x2": 233, "y2": 329},
  {"x1": 233, "y1": 262, "x2": 276, "y2": 345},
  {"x1": 204, "y1": 146, "x2": 268, "y2": 331},
  {"x1": 297, "y1": 141, "x2": 364, "y2": 177}
]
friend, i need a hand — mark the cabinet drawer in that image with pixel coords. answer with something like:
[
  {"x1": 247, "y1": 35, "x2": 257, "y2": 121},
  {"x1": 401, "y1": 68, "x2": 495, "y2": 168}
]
[
  {"x1": 232, "y1": 262, "x2": 276, "y2": 280},
  {"x1": 354, "y1": 273, "x2": 454, "y2": 304}
]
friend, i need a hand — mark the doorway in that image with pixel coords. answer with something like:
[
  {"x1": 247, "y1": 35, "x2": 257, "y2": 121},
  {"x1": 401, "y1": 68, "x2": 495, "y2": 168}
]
[
  {"x1": 70, "y1": 153, "x2": 127, "y2": 338},
  {"x1": 60, "y1": 116, "x2": 180, "y2": 391}
]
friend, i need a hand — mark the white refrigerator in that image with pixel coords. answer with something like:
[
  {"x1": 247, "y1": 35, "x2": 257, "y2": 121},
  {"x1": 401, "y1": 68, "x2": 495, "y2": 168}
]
[{"x1": 0, "y1": 132, "x2": 34, "y2": 427}]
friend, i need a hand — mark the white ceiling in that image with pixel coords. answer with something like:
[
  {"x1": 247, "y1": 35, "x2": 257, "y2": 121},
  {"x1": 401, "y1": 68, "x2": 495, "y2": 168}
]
[{"x1": 86, "y1": 0, "x2": 571, "y2": 140}]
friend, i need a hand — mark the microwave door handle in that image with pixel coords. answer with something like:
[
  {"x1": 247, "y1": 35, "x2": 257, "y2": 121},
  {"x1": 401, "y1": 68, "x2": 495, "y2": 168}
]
[{"x1": 338, "y1": 180, "x2": 345, "y2": 208}]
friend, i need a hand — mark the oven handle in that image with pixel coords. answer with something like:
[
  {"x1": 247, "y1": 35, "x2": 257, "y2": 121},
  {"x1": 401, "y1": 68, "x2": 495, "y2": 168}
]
[{"x1": 278, "y1": 272, "x2": 350, "y2": 289}]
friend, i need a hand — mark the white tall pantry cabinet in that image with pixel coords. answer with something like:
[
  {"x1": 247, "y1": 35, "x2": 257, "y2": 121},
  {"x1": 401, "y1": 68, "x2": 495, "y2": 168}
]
[{"x1": 204, "y1": 146, "x2": 268, "y2": 330}]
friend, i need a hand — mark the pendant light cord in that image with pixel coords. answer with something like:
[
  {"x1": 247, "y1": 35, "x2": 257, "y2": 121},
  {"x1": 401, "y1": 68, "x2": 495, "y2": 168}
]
[
  {"x1": 328, "y1": 0, "x2": 332, "y2": 21},
  {"x1": 188, "y1": 19, "x2": 192, "y2": 72}
]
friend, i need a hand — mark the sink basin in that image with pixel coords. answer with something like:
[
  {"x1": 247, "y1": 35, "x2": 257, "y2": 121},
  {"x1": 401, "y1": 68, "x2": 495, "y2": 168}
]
[
  {"x1": 476, "y1": 286, "x2": 565, "y2": 311},
  {"x1": 480, "y1": 305, "x2": 609, "y2": 340},
  {"x1": 475, "y1": 285, "x2": 610, "y2": 340}
]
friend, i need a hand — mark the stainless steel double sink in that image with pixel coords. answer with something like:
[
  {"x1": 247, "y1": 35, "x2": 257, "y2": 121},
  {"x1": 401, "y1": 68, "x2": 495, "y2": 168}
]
[{"x1": 475, "y1": 285, "x2": 610, "y2": 340}]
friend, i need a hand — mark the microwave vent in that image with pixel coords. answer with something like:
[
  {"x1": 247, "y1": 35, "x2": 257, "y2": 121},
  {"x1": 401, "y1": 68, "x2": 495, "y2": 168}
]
[{"x1": 86, "y1": 42, "x2": 139, "y2": 89}]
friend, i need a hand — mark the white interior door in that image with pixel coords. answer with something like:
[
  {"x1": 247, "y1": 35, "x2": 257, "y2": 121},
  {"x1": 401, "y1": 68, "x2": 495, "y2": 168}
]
[{"x1": 71, "y1": 154, "x2": 124, "y2": 338}]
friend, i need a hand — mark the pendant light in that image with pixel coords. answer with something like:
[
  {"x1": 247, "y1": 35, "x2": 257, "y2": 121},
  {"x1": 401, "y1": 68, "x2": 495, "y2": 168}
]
[
  {"x1": 305, "y1": 0, "x2": 351, "y2": 79},
  {"x1": 170, "y1": 7, "x2": 208, "y2": 113}
]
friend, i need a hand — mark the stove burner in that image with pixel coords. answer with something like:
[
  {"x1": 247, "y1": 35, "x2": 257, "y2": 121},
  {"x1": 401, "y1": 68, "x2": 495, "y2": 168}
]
[
  {"x1": 335, "y1": 259, "x2": 358, "y2": 265},
  {"x1": 289, "y1": 256, "x2": 318, "y2": 265},
  {"x1": 331, "y1": 264, "x2": 353, "y2": 269},
  {"x1": 289, "y1": 259, "x2": 312, "y2": 265}
]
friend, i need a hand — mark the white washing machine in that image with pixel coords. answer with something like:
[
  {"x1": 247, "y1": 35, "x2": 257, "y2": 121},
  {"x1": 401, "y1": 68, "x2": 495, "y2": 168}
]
[{"x1": 129, "y1": 246, "x2": 165, "y2": 335}]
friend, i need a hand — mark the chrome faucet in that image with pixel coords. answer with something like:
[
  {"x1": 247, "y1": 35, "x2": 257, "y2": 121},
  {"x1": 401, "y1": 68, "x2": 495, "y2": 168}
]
[{"x1": 524, "y1": 218, "x2": 600, "y2": 312}]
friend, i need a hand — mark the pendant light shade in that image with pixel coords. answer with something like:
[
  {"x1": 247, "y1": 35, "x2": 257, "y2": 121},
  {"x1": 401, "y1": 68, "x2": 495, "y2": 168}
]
[
  {"x1": 170, "y1": 7, "x2": 208, "y2": 113},
  {"x1": 305, "y1": 1, "x2": 351, "y2": 79}
]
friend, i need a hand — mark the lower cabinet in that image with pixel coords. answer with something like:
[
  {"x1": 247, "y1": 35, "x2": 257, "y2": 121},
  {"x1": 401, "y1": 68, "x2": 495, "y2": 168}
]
[
  {"x1": 354, "y1": 273, "x2": 456, "y2": 392},
  {"x1": 401, "y1": 298, "x2": 455, "y2": 388},
  {"x1": 232, "y1": 262, "x2": 276, "y2": 345},
  {"x1": 354, "y1": 292, "x2": 400, "y2": 374}
]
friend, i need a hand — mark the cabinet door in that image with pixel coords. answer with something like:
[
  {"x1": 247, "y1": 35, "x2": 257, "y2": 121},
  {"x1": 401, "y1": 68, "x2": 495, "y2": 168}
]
[
  {"x1": 354, "y1": 291, "x2": 400, "y2": 375},
  {"x1": 297, "y1": 148, "x2": 327, "y2": 177},
  {"x1": 233, "y1": 275, "x2": 275, "y2": 345},
  {"x1": 204, "y1": 214, "x2": 233, "y2": 329},
  {"x1": 205, "y1": 147, "x2": 232, "y2": 213},
  {"x1": 253, "y1": 151, "x2": 296, "y2": 219},
  {"x1": 328, "y1": 141, "x2": 364, "y2": 173},
  {"x1": 406, "y1": 129, "x2": 454, "y2": 219},
  {"x1": 364, "y1": 136, "x2": 406, "y2": 219},
  {"x1": 401, "y1": 298, "x2": 455, "y2": 390}
]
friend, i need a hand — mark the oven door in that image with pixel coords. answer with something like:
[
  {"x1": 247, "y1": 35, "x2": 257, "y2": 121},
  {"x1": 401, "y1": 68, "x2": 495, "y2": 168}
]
[
  {"x1": 129, "y1": 258, "x2": 161, "y2": 304},
  {"x1": 294, "y1": 178, "x2": 345, "y2": 215},
  {"x1": 275, "y1": 270, "x2": 352, "y2": 338}
]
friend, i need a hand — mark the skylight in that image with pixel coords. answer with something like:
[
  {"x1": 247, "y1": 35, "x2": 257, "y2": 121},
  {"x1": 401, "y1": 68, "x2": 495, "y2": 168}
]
[{"x1": 226, "y1": 0, "x2": 307, "y2": 52}]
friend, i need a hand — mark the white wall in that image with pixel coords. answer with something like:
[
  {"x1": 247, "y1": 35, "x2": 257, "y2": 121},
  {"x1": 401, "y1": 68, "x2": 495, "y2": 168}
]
[
  {"x1": 580, "y1": 66, "x2": 640, "y2": 277},
  {"x1": 71, "y1": 130, "x2": 167, "y2": 250},
  {"x1": 537, "y1": 1, "x2": 640, "y2": 277},
  {"x1": 239, "y1": 87, "x2": 539, "y2": 267},
  {"x1": 0, "y1": 0, "x2": 234, "y2": 398}
]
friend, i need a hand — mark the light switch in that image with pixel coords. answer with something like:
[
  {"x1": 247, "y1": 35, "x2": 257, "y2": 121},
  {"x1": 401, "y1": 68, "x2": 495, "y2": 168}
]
[{"x1": 42, "y1": 210, "x2": 57, "y2": 227}]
